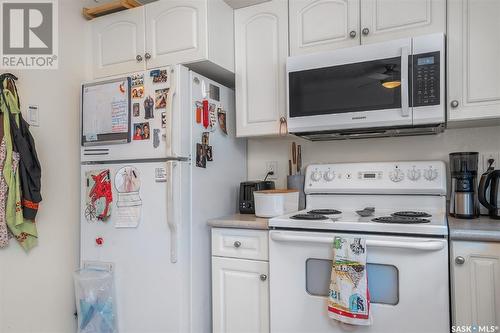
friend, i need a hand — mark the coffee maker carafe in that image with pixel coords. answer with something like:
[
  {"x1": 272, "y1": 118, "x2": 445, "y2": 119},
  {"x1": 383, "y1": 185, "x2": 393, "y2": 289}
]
[
  {"x1": 478, "y1": 164, "x2": 500, "y2": 219},
  {"x1": 449, "y1": 152, "x2": 480, "y2": 219}
]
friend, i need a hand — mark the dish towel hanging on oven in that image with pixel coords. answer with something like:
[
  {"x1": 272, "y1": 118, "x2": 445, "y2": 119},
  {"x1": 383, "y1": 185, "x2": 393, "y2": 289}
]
[{"x1": 328, "y1": 236, "x2": 371, "y2": 326}]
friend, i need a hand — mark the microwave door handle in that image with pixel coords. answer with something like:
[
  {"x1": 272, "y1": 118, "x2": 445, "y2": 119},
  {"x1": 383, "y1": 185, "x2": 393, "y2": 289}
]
[
  {"x1": 166, "y1": 161, "x2": 178, "y2": 263},
  {"x1": 401, "y1": 46, "x2": 410, "y2": 117},
  {"x1": 270, "y1": 232, "x2": 445, "y2": 251}
]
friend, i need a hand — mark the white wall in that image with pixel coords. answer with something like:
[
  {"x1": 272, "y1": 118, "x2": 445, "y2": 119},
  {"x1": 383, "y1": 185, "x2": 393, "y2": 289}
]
[
  {"x1": 248, "y1": 126, "x2": 500, "y2": 189},
  {"x1": 0, "y1": 1, "x2": 87, "y2": 332}
]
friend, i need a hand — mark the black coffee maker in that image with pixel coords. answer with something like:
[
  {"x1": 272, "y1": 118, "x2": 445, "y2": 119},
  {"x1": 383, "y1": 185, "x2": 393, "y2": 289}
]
[{"x1": 479, "y1": 161, "x2": 500, "y2": 219}]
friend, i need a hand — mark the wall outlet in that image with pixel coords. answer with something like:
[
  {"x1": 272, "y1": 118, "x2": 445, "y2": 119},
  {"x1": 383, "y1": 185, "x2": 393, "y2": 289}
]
[
  {"x1": 480, "y1": 152, "x2": 500, "y2": 173},
  {"x1": 265, "y1": 161, "x2": 278, "y2": 180}
]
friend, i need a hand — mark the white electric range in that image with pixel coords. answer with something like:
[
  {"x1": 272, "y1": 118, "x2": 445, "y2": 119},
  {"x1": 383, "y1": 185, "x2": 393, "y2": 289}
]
[{"x1": 269, "y1": 161, "x2": 450, "y2": 333}]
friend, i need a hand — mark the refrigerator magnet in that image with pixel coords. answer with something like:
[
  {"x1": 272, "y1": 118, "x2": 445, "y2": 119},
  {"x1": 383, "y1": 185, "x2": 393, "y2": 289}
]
[
  {"x1": 131, "y1": 86, "x2": 144, "y2": 99},
  {"x1": 150, "y1": 69, "x2": 168, "y2": 84},
  {"x1": 153, "y1": 129, "x2": 160, "y2": 148},
  {"x1": 217, "y1": 106, "x2": 227, "y2": 135},
  {"x1": 133, "y1": 122, "x2": 150, "y2": 140},
  {"x1": 161, "y1": 112, "x2": 167, "y2": 128},
  {"x1": 196, "y1": 143, "x2": 206, "y2": 168},
  {"x1": 209, "y1": 103, "x2": 217, "y2": 129},
  {"x1": 133, "y1": 103, "x2": 140, "y2": 117},
  {"x1": 202, "y1": 100, "x2": 209, "y2": 128},
  {"x1": 144, "y1": 95, "x2": 154, "y2": 119},
  {"x1": 202, "y1": 132, "x2": 209, "y2": 145},
  {"x1": 195, "y1": 101, "x2": 202, "y2": 124},
  {"x1": 155, "y1": 88, "x2": 169, "y2": 109},
  {"x1": 131, "y1": 73, "x2": 144, "y2": 87},
  {"x1": 206, "y1": 145, "x2": 213, "y2": 162}
]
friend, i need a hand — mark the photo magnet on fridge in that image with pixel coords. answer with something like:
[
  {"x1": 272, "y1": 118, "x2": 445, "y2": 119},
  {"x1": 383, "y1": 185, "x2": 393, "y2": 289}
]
[
  {"x1": 131, "y1": 86, "x2": 144, "y2": 99},
  {"x1": 161, "y1": 112, "x2": 167, "y2": 128},
  {"x1": 196, "y1": 143, "x2": 206, "y2": 168},
  {"x1": 202, "y1": 132, "x2": 209, "y2": 145},
  {"x1": 144, "y1": 95, "x2": 154, "y2": 119},
  {"x1": 150, "y1": 69, "x2": 168, "y2": 83},
  {"x1": 131, "y1": 73, "x2": 144, "y2": 87},
  {"x1": 133, "y1": 122, "x2": 150, "y2": 140},
  {"x1": 133, "y1": 103, "x2": 140, "y2": 117},
  {"x1": 206, "y1": 145, "x2": 213, "y2": 162},
  {"x1": 155, "y1": 88, "x2": 169, "y2": 109},
  {"x1": 217, "y1": 107, "x2": 227, "y2": 135}
]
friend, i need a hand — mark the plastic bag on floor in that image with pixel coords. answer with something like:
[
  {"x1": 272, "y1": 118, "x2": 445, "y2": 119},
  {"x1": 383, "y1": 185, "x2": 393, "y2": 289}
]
[{"x1": 74, "y1": 269, "x2": 117, "y2": 333}]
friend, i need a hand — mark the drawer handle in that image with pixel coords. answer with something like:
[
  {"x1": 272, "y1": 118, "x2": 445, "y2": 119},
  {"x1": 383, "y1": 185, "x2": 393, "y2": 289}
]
[
  {"x1": 233, "y1": 241, "x2": 241, "y2": 248},
  {"x1": 260, "y1": 274, "x2": 267, "y2": 281}
]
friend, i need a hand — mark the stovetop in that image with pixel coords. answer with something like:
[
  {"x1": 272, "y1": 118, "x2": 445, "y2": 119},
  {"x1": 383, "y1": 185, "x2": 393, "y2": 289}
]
[
  {"x1": 272, "y1": 161, "x2": 449, "y2": 236},
  {"x1": 271, "y1": 208, "x2": 447, "y2": 236}
]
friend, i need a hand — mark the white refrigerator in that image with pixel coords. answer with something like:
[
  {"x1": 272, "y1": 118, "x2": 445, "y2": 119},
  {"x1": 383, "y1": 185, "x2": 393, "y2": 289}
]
[{"x1": 80, "y1": 65, "x2": 246, "y2": 332}]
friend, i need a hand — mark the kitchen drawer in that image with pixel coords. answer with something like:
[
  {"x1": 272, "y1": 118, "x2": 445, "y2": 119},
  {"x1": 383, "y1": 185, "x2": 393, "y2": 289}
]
[{"x1": 212, "y1": 228, "x2": 268, "y2": 261}]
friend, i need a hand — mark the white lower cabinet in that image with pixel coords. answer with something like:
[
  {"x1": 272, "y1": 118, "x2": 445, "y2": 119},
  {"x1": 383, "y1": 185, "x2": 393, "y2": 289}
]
[
  {"x1": 212, "y1": 228, "x2": 269, "y2": 333},
  {"x1": 451, "y1": 241, "x2": 500, "y2": 328}
]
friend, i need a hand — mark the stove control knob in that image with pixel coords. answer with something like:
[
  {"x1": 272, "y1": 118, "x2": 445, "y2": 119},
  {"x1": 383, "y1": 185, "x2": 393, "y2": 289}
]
[
  {"x1": 423, "y1": 167, "x2": 438, "y2": 181},
  {"x1": 311, "y1": 171, "x2": 322, "y2": 182},
  {"x1": 407, "y1": 168, "x2": 421, "y2": 181},
  {"x1": 389, "y1": 169, "x2": 405, "y2": 182},
  {"x1": 324, "y1": 171, "x2": 335, "y2": 182}
]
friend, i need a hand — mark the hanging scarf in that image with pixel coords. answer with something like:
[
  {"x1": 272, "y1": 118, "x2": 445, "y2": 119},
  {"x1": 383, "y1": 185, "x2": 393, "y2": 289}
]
[{"x1": 0, "y1": 79, "x2": 37, "y2": 251}]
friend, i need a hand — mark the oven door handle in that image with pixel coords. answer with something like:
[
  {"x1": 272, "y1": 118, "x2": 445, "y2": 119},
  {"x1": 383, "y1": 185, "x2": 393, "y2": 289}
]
[
  {"x1": 401, "y1": 46, "x2": 409, "y2": 118},
  {"x1": 270, "y1": 232, "x2": 445, "y2": 251}
]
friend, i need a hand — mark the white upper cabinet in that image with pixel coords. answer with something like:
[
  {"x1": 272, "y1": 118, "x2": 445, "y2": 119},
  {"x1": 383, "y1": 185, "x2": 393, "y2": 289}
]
[
  {"x1": 145, "y1": 0, "x2": 234, "y2": 74},
  {"x1": 451, "y1": 241, "x2": 500, "y2": 327},
  {"x1": 145, "y1": 0, "x2": 207, "y2": 69},
  {"x1": 288, "y1": 0, "x2": 445, "y2": 56},
  {"x1": 360, "y1": 0, "x2": 446, "y2": 44},
  {"x1": 289, "y1": 0, "x2": 360, "y2": 55},
  {"x1": 235, "y1": 0, "x2": 288, "y2": 137},
  {"x1": 91, "y1": 6, "x2": 146, "y2": 79},
  {"x1": 90, "y1": 0, "x2": 234, "y2": 80},
  {"x1": 448, "y1": 0, "x2": 500, "y2": 123}
]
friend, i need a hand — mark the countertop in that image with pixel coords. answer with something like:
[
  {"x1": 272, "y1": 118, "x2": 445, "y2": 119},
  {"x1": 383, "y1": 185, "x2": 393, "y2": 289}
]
[
  {"x1": 448, "y1": 215, "x2": 500, "y2": 242},
  {"x1": 207, "y1": 214, "x2": 269, "y2": 230}
]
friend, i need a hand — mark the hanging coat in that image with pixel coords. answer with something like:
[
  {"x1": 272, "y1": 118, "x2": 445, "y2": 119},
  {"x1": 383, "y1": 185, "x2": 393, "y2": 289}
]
[
  {"x1": 0, "y1": 73, "x2": 42, "y2": 220},
  {"x1": 0, "y1": 78, "x2": 37, "y2": 251}
]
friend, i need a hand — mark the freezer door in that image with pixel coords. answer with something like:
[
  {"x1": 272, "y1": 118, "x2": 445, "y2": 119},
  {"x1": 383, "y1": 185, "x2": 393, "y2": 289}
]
[
  {"x1": 80, "y1": 160, "x2": 190, "y2": 333},
  {"x1": 81, "y1": 65, "x2": 191, "y2": 162}
]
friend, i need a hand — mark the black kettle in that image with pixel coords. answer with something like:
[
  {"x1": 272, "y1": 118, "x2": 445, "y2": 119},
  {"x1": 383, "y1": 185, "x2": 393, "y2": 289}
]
[{"x1": 478, "y1": 168, "x2": 500, "y2": 219}]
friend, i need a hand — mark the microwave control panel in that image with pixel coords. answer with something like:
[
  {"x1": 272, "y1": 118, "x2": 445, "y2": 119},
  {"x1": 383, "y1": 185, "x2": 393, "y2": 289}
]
[{"x1": 412, "y1": 51, "x2": 440, "y2": 107}]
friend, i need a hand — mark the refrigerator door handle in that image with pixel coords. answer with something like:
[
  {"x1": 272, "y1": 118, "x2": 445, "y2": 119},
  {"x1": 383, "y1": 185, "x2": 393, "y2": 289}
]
[
  {"x1": 166, "y1": 160, "x2": 178, "y2": 263},
  {"x1": 168, "y1": 67, "x2": 178, "y2": 158}
]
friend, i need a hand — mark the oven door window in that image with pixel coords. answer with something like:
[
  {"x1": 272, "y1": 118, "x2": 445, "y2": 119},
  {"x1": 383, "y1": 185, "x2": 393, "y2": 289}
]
[
  {"x1": 306, "y1": 259, "x2": 399, "y2": 305},
  {"x1": 289, "y1": 57, "x2": 402, "y2": 117}
]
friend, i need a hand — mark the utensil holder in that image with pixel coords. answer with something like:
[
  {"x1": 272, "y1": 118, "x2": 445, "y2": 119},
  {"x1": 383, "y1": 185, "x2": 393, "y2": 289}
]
[{"x1": 287, "y1": 174, "x2": 306, "y2": 210}]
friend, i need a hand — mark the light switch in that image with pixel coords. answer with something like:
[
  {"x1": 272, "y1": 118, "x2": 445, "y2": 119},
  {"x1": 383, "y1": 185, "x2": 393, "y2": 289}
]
[{"x1": 27, "y1": 105, "x2": 39, "y2": 127}]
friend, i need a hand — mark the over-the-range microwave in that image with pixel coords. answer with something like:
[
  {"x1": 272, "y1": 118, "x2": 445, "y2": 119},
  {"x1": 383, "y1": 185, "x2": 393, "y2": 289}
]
[{"x1": 287, "y1": 33, "x2": 445, "y2": 140}]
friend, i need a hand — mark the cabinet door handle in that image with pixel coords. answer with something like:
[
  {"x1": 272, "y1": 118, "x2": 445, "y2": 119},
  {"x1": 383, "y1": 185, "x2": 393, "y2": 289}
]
[
  {"x1": 455, "y1": 256, "x2": 465, "y2": 265},
  {"x1": 145, "y1": 52, "x2": 152, "y2": 60},
  {"x1": 260, "y1": 274, "x2": 267, "y2": 281},
  {"x1": 450, "y1": 100, "x2": 459, "y2": 108},
  {"x1": 136, "y1": 54, "x2": 143, "y2": 62},
  {"x1": 349, "y1": 30, "x2": 357, "y2": 38},
  {"x1": 233, "y1": 241, "x2": 241, "y2": 248},
  {"x1": 362, "y1": 28, "x2": 370, "y2": 36}
]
